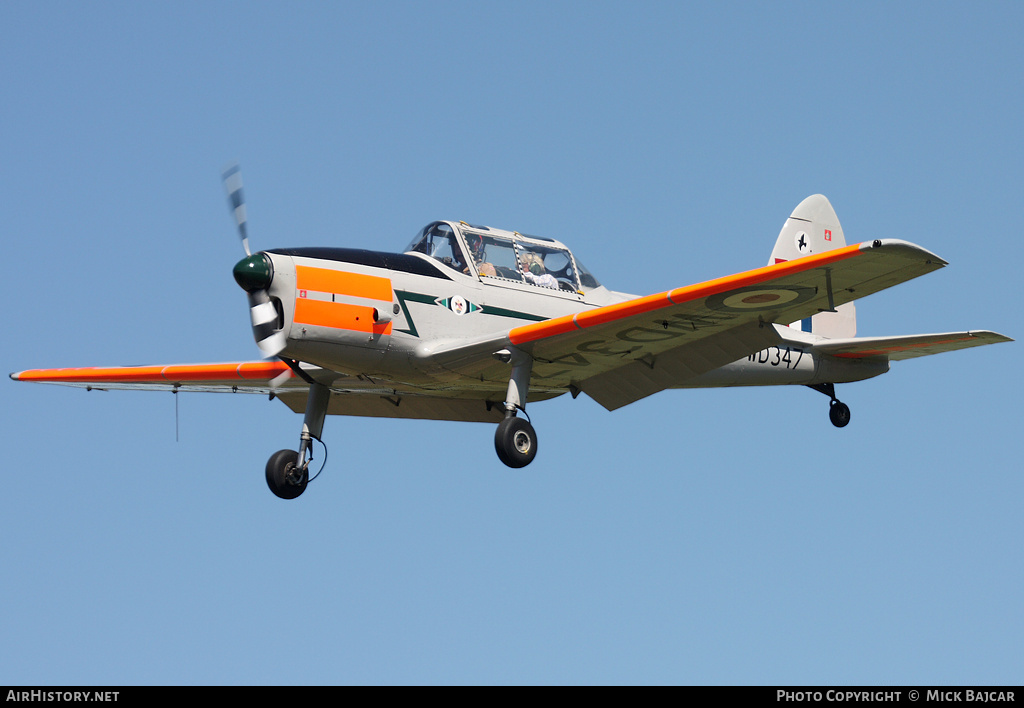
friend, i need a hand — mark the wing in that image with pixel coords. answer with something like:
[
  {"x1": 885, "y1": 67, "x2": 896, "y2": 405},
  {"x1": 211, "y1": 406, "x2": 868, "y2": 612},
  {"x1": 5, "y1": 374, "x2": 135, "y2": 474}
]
[
  {"x1": 813, "y1": 330, "x2": 1012, "y2": 361},
  {"x1": 427, "y1": 239, "x2": 950, "y2": 409},
  {"x1": 9, "y1": 360, "x2": 304, "y2": 393},
  {"x1": 9, "y1": 359, "x2": 559, "y2": 423}
]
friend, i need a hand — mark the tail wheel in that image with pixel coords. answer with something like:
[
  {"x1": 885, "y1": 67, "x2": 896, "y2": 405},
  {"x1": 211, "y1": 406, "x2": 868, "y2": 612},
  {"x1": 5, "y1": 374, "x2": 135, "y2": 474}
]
[
  {"x1": 495, "y1": 416, "x2": 538, "y2": 468},
  {"x1": 265, "y1": 448, "x2": 308, "y2": 499},
  {"x1": 829, "y1": 400, "x2": 851, "y2": 428}
]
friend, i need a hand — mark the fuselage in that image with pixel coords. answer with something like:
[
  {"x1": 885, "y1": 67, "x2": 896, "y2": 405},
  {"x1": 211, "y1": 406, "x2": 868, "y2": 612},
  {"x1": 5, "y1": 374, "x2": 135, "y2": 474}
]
[
  {"x1": 241, "y1": 221, "x2": 888, "y2": 398},
  {"x1": 262, "y1": 247, "x2": 613, "y2": 383}
]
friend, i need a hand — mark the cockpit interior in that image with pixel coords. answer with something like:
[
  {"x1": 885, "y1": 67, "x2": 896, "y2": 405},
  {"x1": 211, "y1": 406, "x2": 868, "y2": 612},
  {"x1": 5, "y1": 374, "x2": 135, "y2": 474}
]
[{"x1": 405, "y1": 221, "x2": 601, "y2": 296}]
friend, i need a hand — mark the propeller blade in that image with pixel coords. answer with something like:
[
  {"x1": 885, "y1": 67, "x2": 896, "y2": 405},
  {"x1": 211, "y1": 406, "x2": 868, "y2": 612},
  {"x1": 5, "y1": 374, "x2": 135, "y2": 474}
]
[
  {"x1": 222, "y1": 163, "x2": 250, "y2": 256},
  {"x1": 248, "y1": 290, "x2": 283, "y2": 355},
  {"x1": 250, "y1": 300, "x2": 278, "y2": 327},
  {"x1": 257, "y1": 331, "x2": 288, "y2": 357},
  {"x1": 268, "y1": 367, "x2": 294, "y2": 392}
]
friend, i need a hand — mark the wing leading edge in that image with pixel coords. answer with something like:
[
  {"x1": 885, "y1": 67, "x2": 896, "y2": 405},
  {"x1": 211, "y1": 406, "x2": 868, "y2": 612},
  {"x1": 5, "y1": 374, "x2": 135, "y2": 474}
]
[{"x1": 9, "y1": 361, "x2": 301, "y2": 394}]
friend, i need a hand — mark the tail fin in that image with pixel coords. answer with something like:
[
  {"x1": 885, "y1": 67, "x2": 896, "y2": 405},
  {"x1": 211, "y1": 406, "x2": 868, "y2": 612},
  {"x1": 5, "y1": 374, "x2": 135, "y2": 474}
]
[{"x1": 769, "y1": 195, "x2": 856, "y2": 339}]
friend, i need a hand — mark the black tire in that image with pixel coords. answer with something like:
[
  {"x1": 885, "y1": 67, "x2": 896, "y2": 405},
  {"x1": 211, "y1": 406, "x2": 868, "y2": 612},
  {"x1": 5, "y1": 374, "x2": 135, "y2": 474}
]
[
  {"x1": 494, "y1": 417, "x2": 538, "y2": 468},
  {"x1": 265, "y1": 448, "x2": 308, "y2": 499},
  {"x1": 829, "y1": 401, "x2": 851, "y2": 428}
]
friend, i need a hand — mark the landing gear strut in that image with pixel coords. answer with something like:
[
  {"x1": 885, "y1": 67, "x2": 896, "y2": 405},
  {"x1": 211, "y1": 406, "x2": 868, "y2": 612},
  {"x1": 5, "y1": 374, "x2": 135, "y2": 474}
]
[
  {"x1": 494, "y1": 347, "x2": 538, "y2": 468},
  {"x1": 265, "y1": 382, "x2": 330, "y2": 499},
  {"x1": 808, "y1": 383, "x2": 851, "y2": 428}
]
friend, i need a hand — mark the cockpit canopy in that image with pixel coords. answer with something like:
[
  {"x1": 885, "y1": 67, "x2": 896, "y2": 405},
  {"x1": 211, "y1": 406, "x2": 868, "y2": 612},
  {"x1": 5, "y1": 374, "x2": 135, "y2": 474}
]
[{"x1": 404, "y1": 221, "x2": 601, "y2": 294}]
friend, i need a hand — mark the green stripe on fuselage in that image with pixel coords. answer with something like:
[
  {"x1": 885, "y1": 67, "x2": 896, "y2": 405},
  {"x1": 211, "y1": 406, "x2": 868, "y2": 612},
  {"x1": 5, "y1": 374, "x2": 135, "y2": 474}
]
[
  {"x1": 479, "y1": 305, "x2": 547, "y2": 322},
  {"x1": 394, "y1": 290, "x2": 547, "y2": 338}
]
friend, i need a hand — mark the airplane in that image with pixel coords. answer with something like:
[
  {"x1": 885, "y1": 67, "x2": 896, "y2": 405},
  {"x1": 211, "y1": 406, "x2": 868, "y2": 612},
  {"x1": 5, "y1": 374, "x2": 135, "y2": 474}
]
[{"x1": 10, "y1": 169, "x2": 1012, "y2": 499}]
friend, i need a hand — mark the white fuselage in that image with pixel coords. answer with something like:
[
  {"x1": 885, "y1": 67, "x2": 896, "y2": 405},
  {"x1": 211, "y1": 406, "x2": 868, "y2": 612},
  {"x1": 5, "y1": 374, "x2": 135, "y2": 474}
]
[{"x1": 258, "y1": 245, "x2": 887, "y2": 399}]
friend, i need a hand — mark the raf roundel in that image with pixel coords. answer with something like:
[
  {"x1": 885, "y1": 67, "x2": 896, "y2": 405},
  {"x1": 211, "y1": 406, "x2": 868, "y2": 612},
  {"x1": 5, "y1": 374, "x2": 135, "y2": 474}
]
[{"x1": 705, "y1": 285, "x2": 817, "y2": 312}]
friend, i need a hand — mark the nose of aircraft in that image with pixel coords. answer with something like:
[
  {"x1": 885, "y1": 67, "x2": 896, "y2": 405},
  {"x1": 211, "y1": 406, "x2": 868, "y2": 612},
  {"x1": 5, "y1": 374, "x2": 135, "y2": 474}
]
[
  {"x1": 233, "y1": 253, "x2": 273, "y2": 292},
  {"x1": 234, "y1": 252, "x2": 286, "y2": 356}
]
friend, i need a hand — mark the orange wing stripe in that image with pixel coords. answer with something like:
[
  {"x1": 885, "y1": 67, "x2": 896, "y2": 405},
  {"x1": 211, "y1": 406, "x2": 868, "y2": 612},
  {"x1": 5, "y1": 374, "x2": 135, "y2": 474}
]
[
  {"x1": 296, "y1": 266, "x2": 392, "y2": 301},
  {"x1": 236, "y1": 361, "x2": 292, "y2": 379},
  {"x1": 11, "y1": 361, "x2": 291, "y2": 384},
  {"x1": 573, "y1": 292, "x2": 674, "y2": 329},
  {"x1": 13, "y1": 365, "x2": 168, "y2": 383},
  {"x1": 508, "y1": 315, "x2": 578, "y2": 344}
]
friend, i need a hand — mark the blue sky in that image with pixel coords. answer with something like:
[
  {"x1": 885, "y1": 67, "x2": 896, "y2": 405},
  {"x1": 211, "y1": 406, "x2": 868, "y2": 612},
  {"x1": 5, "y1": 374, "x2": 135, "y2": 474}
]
[{"x1": 2, "y1": 1, "x2": 1021, "y2": 685}]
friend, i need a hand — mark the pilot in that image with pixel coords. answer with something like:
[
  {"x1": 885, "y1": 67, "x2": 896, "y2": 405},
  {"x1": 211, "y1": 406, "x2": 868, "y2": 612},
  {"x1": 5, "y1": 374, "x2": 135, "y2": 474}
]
[
  {"x1": 449, "y1": 238, "x2": 468, "y2": 272},
  {"x1": 520, "y1": 252, "x2": 558, "y2": 289},
  {"x1": 433, "y1": 232, "x2": 469, "y2": 272}
]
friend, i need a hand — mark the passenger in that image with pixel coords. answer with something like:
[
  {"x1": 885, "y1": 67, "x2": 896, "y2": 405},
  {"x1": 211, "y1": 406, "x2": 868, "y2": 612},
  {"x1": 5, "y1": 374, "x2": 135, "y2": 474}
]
[{"x1": 520, "y1": 252, "x2": 558, "y2": 289}]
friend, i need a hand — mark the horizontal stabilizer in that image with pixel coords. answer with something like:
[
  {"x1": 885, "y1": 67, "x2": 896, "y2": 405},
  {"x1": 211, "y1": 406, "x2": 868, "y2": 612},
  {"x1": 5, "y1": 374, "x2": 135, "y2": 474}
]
[{"x1": 814, "y1": 330, "x2": 1012, "y2": 361}]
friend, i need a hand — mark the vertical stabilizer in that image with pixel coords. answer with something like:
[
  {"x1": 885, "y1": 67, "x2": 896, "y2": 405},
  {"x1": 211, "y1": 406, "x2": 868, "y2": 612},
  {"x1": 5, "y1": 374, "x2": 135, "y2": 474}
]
[{"x1": 769, "y1": 195, "x2": 856, "y2": 338}]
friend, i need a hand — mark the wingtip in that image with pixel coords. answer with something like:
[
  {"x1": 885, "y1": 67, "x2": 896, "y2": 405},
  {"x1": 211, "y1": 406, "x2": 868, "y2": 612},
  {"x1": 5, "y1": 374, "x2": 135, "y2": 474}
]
[
  {"x1": 972, "y1": 330, "x2": 1014, "y2": 344},
  {"x1": 862, "y1": 238, "x2": 948, "y2": 267}
]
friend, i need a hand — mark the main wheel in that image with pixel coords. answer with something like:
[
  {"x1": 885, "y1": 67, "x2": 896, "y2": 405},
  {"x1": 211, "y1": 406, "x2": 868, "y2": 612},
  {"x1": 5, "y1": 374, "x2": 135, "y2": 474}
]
[
  {"x1": 829, "y1": 400, "x2": 851, "y2": 428},
  {"x1": 494, "y1": 416, "x2": 538, "y2": 468},
  {"x1": 265, "y1": 448, "x2": 308, "y2": 499}
]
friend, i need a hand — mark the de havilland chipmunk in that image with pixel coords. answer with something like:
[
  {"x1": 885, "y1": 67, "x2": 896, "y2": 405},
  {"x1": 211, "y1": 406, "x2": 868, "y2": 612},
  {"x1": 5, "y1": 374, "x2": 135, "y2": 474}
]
[{"x1": 11, "y1": 168, "x2": 1012, "y2": 498}]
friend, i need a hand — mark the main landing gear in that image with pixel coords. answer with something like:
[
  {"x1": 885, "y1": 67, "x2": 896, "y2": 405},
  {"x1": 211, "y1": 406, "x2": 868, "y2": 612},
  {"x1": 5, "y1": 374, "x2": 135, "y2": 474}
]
[
  {"x1": 495, "y1": 414, "x2": 537, "y2": 468},
  {"x1": 809, "y1": 383, "x2": 851, "y2": 428},
  {"x1": 494, "y1": 347, "x2": 539, "y2": 468},
  {"x1": 265, "y1": 381, "x2": 330, "y2": 500},
  {"x1": 263, "y1": 349, "x2": 542, "y2": 497},
  {"x1": 265, "y1": 449, "x2": 308, "y2": 499}
]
